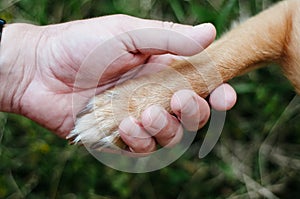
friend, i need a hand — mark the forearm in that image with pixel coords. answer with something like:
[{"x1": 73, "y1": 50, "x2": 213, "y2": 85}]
[{"x1": 0, "y1": 23, "x2": 40, "y2": 113}]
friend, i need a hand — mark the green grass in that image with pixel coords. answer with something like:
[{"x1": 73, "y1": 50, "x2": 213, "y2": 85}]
[{"x1": 1, "y1": 0, "x2": 299, "y2": 198}]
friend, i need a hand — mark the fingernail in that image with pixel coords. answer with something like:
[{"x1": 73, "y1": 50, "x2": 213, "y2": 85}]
[
  {"x1": 192, "y1": 23, "x2": 216, "y2": 48},
  {"x1": 193, "y1": 23, "x2": 215, "y2": 33},
  {"x1": 144, "y1": 106, "x2": 167, "y2": 133},
  {"x1": 181, "y1": 95, "x2": 198, "y2": 116},
  {"x1": 119, "y1": 117, "x2": 139, "y2": 136}
]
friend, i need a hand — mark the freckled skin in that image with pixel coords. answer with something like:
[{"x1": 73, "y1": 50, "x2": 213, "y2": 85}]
[{"x1": 69, "y1": 0, "x2": 300, "y2": 150}]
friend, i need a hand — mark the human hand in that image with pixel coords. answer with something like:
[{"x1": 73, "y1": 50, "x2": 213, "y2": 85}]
[{"x1": 0, "y1": 15, "x2": 236, "y2": 153}]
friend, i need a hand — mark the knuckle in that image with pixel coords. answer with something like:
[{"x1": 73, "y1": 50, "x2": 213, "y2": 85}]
[{"x1": 134, "y1": 139, "x2": 156, "y2": 153}]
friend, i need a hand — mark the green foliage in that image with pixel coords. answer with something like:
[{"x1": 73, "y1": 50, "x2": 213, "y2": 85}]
[{"x1": 1, "y1": 0, "x2": 299, "y2": 198}]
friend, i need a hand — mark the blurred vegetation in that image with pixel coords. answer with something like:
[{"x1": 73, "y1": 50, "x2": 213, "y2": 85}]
[{"x1": 0, "y1": 0, "x2": 299, "y2": 198}]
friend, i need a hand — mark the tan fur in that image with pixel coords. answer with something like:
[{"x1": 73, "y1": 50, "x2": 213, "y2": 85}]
[{"x1": 67, "y1": 0, "x2": 300, "y2": 150}]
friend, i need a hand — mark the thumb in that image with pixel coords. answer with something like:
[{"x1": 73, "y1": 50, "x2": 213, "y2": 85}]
[{"x1": 122, "y1": 16, "x2": 216, "y2": 56}]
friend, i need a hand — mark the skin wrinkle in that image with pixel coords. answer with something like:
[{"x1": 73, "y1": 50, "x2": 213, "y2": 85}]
[
  {"x1": 134, "y1": 138, "x2": 155, "y2": 153},
  {"x1": 7, "y1": 57, "x2": 22, "y2": 112},
  {"x1": 0, "y1": 44, "x2": 19, "y2": 111},
  {"x1": 53, "y1": 112, "x2": 70, "y2": 137},
  {"x1": 50, "y1": 44, "x2": 79, "y2": 80},
  {"x1": 46, "y1": 33, "x2": 79, "y2": 89},
  {"x1": 94, "y1": 54, "x2": 143, "y2": 87},
  {"x1": 19, "y1": 27, "x2": 47, "y2": 113},
  {"x1": 57, "y1": 35, "x2": 83, "y2": 74},
  {"x1": 53, "y1": 97, "x2": 73, "y2": 136},
  {"x1": 119, "y1": 118, "x2": 156, "y2": 152},
  {"x1": 162, "y1": 22, "x2": 175, "y2": 54},
  {"x1": 13, "y1": 28, "x2": 37, "y2": 113},
  {"x1": 49, "y1": 67, "x2": 74, "y2": 93},
  {"x1": 123, "y1": 30, "x2": 140, "y2": 54},
  {"x1": 116, "y1": 54, "x2": 152, "y2": 82},
  {"x1": 161, "y1": 116, "x2": 178, "y2": 139}
]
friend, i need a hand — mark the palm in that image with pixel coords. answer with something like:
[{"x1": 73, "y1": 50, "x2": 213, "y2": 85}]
[{"x1": 21, "y1": 18, "x2": 171, "y2": 137}]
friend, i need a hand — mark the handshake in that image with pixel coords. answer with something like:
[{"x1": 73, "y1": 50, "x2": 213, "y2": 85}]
[{"x1": 0, "y1": 0, "x2": 299, "y2": 156}]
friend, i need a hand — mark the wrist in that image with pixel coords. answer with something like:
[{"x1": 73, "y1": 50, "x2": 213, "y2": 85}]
[{"x1": 0, "y1": 23, "x2": 42, "y2": 113}]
